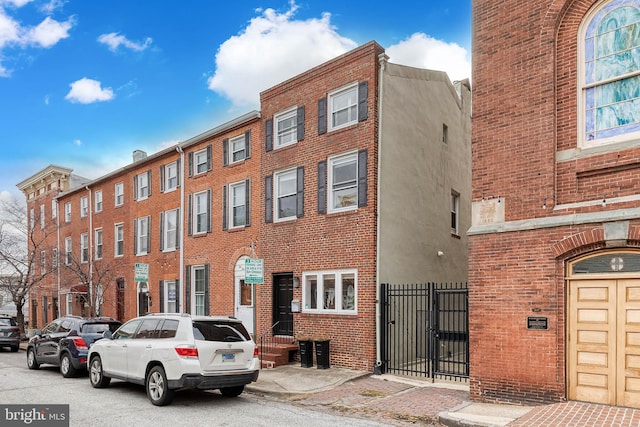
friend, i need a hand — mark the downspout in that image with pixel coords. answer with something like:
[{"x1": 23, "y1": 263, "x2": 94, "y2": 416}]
[
  {"x1": 86, "y1": 186, "x2": 93, "y2": 315},
  {"x1": 375, "y1": 53, "x2": 389, "y2": 373},
  {"x1": 176, "y1": 145, "x2": 185, "y2": 312},
  {"x1": 55, "y1": 198, "x2": 61, "y2": 317}
]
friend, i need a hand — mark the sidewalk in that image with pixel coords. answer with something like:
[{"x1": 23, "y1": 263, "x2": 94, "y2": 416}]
[{"x1": 246, "y1": 364, "x2": 533, "y2": 426}]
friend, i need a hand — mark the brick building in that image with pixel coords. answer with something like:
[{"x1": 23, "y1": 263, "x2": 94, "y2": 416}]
[
  {"x1": 472, "y1": 0, "x2": 640, "y2": 408},
  {"x1": 18, "y1": 41, "x2": 471, "y2": 371}
]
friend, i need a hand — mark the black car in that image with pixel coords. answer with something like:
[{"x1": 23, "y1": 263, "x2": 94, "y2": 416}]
[
  {"x1": 27, "y1": 315, "x2": 121, "y2": 377},
  {"x1": 0, "y1": 315, "x2": 20, "y2": 352}
]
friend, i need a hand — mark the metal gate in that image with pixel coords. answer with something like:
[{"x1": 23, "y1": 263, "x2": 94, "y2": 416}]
[{"x1": 379, "y1": 282, "x2": 469, "y2": 381}]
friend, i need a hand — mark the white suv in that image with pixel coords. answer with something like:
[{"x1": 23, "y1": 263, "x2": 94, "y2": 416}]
[{"x1": 87, "y1": 313, "x2": 259, "y2": 406}]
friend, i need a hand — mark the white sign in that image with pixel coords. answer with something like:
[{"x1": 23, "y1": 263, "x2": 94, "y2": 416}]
[
  {"x1": 245, "y1": 258, "x2": 264, "y2": 284},
  {"x1": 134, "y1": 263, "x2": 149, "y2": 282}
]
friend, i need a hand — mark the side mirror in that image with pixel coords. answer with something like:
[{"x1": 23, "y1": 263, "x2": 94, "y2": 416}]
[
  {"x1": 34, "y1": 329, "x2": 42, "y2": 337},
  {"x1": 102, "y1": 330, "x2": 113, "y2": 339}
]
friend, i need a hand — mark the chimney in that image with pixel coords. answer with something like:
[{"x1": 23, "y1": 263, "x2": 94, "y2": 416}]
[{"x1": 133, "y1": 150, "x2": 147, "y2": 162}]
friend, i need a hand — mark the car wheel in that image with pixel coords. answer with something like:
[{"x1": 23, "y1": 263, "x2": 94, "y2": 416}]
[
  {"x1": 60, "y1": 353, "x2": 77, "y2": 378},
  {"x1": 89, "y1": 356, "x2": 111, "y2": 388},
  {"x1": 146, "y1": 366, "x2": 174, "y2": 406},
  {"x1": 10, "y1": 345, "x2": 19, "y2": 353},
  {"x1": 26, "y1": 348, "x2": 39, "y2": 370},
  {"x1": 219, "y1": 385, "x2": 244, "y2": 397}
]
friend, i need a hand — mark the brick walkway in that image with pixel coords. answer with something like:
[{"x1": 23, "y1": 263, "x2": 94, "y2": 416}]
[{"x1": 509, "y1": 401, "x2": 640, "y2": 427}]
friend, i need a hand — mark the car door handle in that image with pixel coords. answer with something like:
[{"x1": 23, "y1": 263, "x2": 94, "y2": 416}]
[{"x1": 146, "y1": 345, "x2": 152, "y2": 349}]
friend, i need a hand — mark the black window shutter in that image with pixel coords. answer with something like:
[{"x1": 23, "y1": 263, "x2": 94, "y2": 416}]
[
  {"x1": 160, "y1": 165, "x2": 165, "y2": 192},
  {"x1": 265, "y1": 175, "x2": 273, "y2": 223},
  {"x1": 159, "y1": 211, "x2": 165, "y2": 251},
  {"x1": 185, "y1": 266, "x2": 191, "y2": 314},
  {"x1": 297, "y1": 106, "x2": 305, "y2": 141},
  {"x1": 146, "y1": 215, "x2": 151, "y2": 252},
  {"x1": 222, "y1": 185, "x2": 228, "y2": 231},
  {"x1": 318, "y1": 98, "x2": 327, "y2": 134},
  {"x1": 176, "y1": 158, "x2": 181, "y2": 187},
  {"x1": 222, "y1": 138, "x2": 229, "y2": 166},
  {"x1": 358, "y1": 149, "x2": 368, "y2": 207},
  {"x1": 245, "y1": 178, "x2": 251, "y2": 227},
  {"x1": 206, "y1": 144, "x2": 212, "y2": 172},
  {"x1": 204, "y1": 264, "x2": 210, "y2": 316},
  {"x1": 245, "y1": 130, "x2": 251, "y2": 159},
  {"x1": 187, "y1": 194, "x2": 193, "y2": 236},
  {"x1": 318, "y1": 161, "x2": 326, "y2": 213},
  {"x1": 175, "y1": 279, "x2": 180, "y2": 312},
  {"x1": 175, "y1": 208, "x2": 180, "y2": 248},
  {"x1": 358, "y1": 81, "x2": 369, "y2": 122},
  {"x1": 133, "y1": 219, "x2": 138, "y2": 255},
  {"x1": 265, "y1": 119, "x2": 273, "y2": 151},
  {"x1": 159, "y1": 281, "x2": 164, "y2": 312},
  {"x1": 147, "y1": 170, "x2": 152, "y2": 197},
  {"x1": 296, "y1": 166, "x2": 304, "y2": 218},
  {"x1": 188, "y1": 152, "x2": 194, "y2": 177},
  {"x1": 133, "y1": 175, "x2": 138, "y2": 201},
  {"x1": 206, "y1": 189, "x2": 212, "y2": 233}
]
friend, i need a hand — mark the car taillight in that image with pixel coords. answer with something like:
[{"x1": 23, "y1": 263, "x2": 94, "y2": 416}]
[
  {"x1": 175, "y1": 345, "x2": 198, "y2": 358},
  {"x1": 69, "y1": 336, "x2": 88, "y2": 350},
  {"x1": 254, "y1": 346, "x2": 259, "y2": 357}
]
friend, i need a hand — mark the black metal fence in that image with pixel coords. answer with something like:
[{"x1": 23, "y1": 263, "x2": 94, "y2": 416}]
[{"x1": 379, "y1": 282, "x2": 468, "y2": 381}]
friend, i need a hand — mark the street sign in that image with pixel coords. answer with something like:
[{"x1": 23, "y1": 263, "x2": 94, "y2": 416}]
[
  {"x1": 245, "y1": 258, "x2": 264, "y2": 284},
  {"x1": 134, "y1": 263, "x2": 149, "y2": 282}
]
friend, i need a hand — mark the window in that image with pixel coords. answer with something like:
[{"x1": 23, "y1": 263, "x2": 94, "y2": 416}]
[
  {"x1": 328, "y1": 152, "x2": 358, "y2": 213},
  {"x1": 227, "y1": 180, "x2": 248, "y2": 229},
  {"x1": 80, "y1": 196, "x2": 88, "y2": 217},
  {"x1": 95, "y1": 190, "x2": 103, "y2": 212},
  {"x1": 115, "y1": 223, "x2": 124, "y2": 257},
  {"x1": 65, "y1": 237, "x2": 72, "y2": 265},
  {"x1": 66, "y1": 293, "x2": 72, "y2": 316},
  {"x1": 451, "y1": 191, "x2": 460, "y2": 235},
  {"x1": 443, "y1": 123, "x2": 448, "y2": 144},
  {"x1": 303, "y1": 270, "x2": 357, "y2": 314},
  {"x1": 192, "y1": 265, "x2": 208, "y2": 316},
  {"x1": 40, "y1": 204, "x2": 45, "y2": 229},
  {"x1": 95, "y1": 228, "x2": 103, "y2": 259},
  {"x1": 135, "y1": 216, "x2": 150, "y2": 255},
  {"x1": 581, "y1": 1, "x2": 640, "y2": 146},
  {"x1": 275, "y1": 108, "x2": 297, "y2": 148},
  {"x1": 51, "y1": 199, "x2": 57, "y2": 219},
  {"x1": 189, "y1": 146, "x2": 212, "y2": 176},
  {"x1": 52, "y1": 248, "x2": 58, "y2": 269},
  {"x1": 161, "y1": 208, "x2": 179, "y2": 251},
  {"x1": 29, "y1": 208, "x2": 34, "y2": 230},
  {"x1": 115, "y1": 182, "x2": 124, "y2": 206},
  {"x1": 163, "y1": 280, "x2": 179, "y2": 313},
  {"x1": 329, "y1": 84, "x2": 358, "y2": 130},
  {"x1": 189, "y1": 190, "x2": 211, "y2": 235},
  {"x1": 161, "y1": 161, "x2": 179, "y2": 192},
  {"x1": 40, "y1": 250, "x2": 46, "y2": 275},
  {"x1": 224, "y1": 132, "x2": 251, "y2": 165},
  {"x1": 134, "y1": 170, "x2": 151, "y2": 201},
  {"x1": 80, "y1": 233, "x2": 88, "y2": 263},
  {"x1": 275, "y1": 169, "x2": 297, "y2": 221}
]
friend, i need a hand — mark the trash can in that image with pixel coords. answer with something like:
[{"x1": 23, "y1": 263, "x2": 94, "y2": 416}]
[
  {"x1": 314, "y1": 340, "x2": 330, "y2": 369},
  {"x1": 299, "y1": 340, "x2": 314, "y2": 368}
]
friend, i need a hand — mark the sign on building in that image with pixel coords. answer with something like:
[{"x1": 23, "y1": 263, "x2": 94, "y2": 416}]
[
  {"x1": 244, "y1": 258, "x2": 264, "y2": 284},
  {"x1": 134, "y1": 263, "x2": 149, "y2": 282}
]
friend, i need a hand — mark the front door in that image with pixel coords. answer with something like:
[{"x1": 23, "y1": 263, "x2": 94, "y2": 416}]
[
  {"x1": 234, "y1": 257, "x2": 254, "y2": 336},
  {"x1": 568, "y1": 278, "x2": 640, "y2": 408},
  {"x1": 273, "y1": 274, "x2": 293, "y2": 336}
]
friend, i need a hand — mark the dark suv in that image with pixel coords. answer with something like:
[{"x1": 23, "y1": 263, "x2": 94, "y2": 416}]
[
  {"x1": 0, "y1": 315, "x2": 20, "y2": 352},
  {"x1": 27, "y1": 315, "x2": 121, "y2": 377}
]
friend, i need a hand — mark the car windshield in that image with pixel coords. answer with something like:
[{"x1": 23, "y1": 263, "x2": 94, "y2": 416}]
[
  {"x1": 82, "y1": 323, "x2": 120, "y2": 334},
  {"x1": 0, "y1": 318, "x2": 14, "y2": 326},
  {"x1": 192, "y1": 321, "x2": 250, "y2": 342}
]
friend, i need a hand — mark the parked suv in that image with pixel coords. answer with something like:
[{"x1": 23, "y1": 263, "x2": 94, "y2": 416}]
[
  {"x1": 87, "y1": 313, "x2": 260, "y2": 406},
  {"x1": 0, "y1": 315, "x2": 20, "y2": 352},
  {"x1": 27, "y1": 315, "x2": 121, "y2": 377}
]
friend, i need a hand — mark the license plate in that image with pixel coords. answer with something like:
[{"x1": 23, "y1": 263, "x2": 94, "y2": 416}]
[{"x1": 222, "y1": 353, "x2": 235, "y2": 363}]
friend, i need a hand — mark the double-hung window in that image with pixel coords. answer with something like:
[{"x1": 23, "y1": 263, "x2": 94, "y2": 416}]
[
  {"x1": 51, "y1": 199, "x2": 57, "y2": 219},
  {"x1": 451, "y1": 191, "x2": 460, "y2": 236},
  {"x1": 65, "y1": 237, "x2": 72, "y2": 265},
  {"x1": 328, "y1": 152, "x2": 358, "y2": 212},
  {"x1": 52, "y1": 248, "x2": 58, "y2": 269},
  {"x1": 95, "y1": 228, "x2": 103, "y2": 259},
  {"x1": 230, "y1": 135, "x2": 246, "y2": 163},
  {"x1": 161, "y1": 161, "x2": 180, "y2": 192},
  {"x1": 161, "y1": 208, "x2": 179, "y2": 251},
  {"x1": 329, "y1": 84, "x2": 358, "y2": 130},
  {"x1": 66, "y1": 293, "x2": 72, "y2": 316},
  {"x1": 64, "y1": 202, "x2": 71, "y2": 222},
  {"x1": 95, "y1": 190, "x2": 103, "y2": 212},
  {"x1": 80, "y1": 196, "x2": 88, "y2": 217},
  {"x1": 275, "y1": 169, "x2": 297, "y2": 221},
  {"x1": 115, "y1": 223, "x2": 124, "y2": 257},
  {"x1": 192, "y1": 265, "x2": 208, "y2": 316},
  {"x1": 189, "y1": 190, "x2": 211, "y2": 235},
  {"x1": 275, "y1": 108, "x2": 297, "y2": 148},
  {"x1": 189, "y1": 146, "x2": 212, "y2": 176},
  {"x1": 80, "y1": 233, "x2": 88, "y2": 263},
  {"x1": 135, "y1": 171, "x2": 151, "y2": 201},
  {"x1": 163, "y1": 280, "x2": 179, "y2": 313},
  {"x1": 115, "y1": 182, "x2": 124, "y2": 206},
  {"x1": 40, "y1": 205, "x2": 45, "y2": 229},
  {"x1": 303, "y1": 270, "x2": 357, "y2": 314},
  {"x1": 29, "y1": 208, "x2": 34, "y2": 230},
  {"x1": 40, "y1": 250, "x2": 46, "y2": 275},
  {"x1": 135, "y1": 216, "x2": 150, "y2": 255},
  {"x1": 581, "y1": 1, "x2": 640, "y2": 146}
]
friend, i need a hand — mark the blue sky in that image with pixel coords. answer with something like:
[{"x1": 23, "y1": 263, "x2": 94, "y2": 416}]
[{"x1": 0, "y1": 0, "x2": 471, "y2": 200}]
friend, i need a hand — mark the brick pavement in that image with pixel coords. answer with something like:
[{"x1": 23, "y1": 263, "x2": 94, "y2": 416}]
[
  {"x1": 294, "y1": 376, "x2": 469, "y2": 426},
  {"x1": 509, "y1": 401, "x2": 640, "y2": 427}
]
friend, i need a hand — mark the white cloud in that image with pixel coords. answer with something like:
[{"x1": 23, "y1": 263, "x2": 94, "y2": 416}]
[
  {"x1": 207, "y1": 2, "x2": 356, "y2": 108},
  {"x1": 98, "y1": 32, "x2": 152, "y2": 52},
  {"x1": 24, "y1": 16, "x2": 72, "y2": 48},
  {"x1": 0, "y1": 8, "x2": 20, "y2": 49},
  {"x1": 386, "y1": 33, "x2": 471, "y2": 82},
  {"x1": 40, "y1": 0, "x2": 65, "y2": 15},
  {"x1": 0, "y1": 0, "x2": 33, "y2": 8},
  {"x1": 65, "y1": 78, "x2": 114, "y2": 104},
  {"x1": 73, "y1": 139, "x2": 81, "y2": 146}
]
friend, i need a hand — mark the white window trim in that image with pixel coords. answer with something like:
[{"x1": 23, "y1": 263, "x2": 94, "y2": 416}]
[
  {"x1": 115, "y1": 223, "x2": 124, "y2": 257},
  {"x1": 136, "y1": 172, "x2": 149, "y2": 201},
  {"x1": 192, "y1": 265, "x2": 206, "y2": 316},
  {"x1": 40, "y1": 205, "x2": 45, "y2": 229},
  {"x1": 165, "y1": 161, "x2": 178, "y2": 192},
  {"x1": 451, "y1": 191, "x2": 460, "y2": 236},
  {"x1": 193, "y1": 190, "x2": 209, "y2": 235},
  {"x1": 51, "y1": 199, "x2": 57, "y2": 219},
  {"x1": 302, "y1": 269, "x2": 357, "y2": 315},
  {"x1": 80, "y1": 233, "x2": 89, "y2": 263},
  {"x1": 64, "y1": 202, "x2": 71, "y2": 222},
  {"x1": 327, "y1": 151, "x2": 358, "y2": 214},
  {"x1": 328, "y1": 83, "x2": 358, "y2": 132},
  {"x1": 95, "y1": 190, "x2": 103, "y2": 212},
  {"x1": 95, "y1": 228, "x2": 103, "y2": 260},
  {"x1": 40, "y1": 250, "x2": 46, "y2": 275},
  {"x1": 163, "y1": 208, "x2": 178, "y2": 251},
  {"x1": 228, "y1": 180, "x2": 246, "y2": 229},
  {"x1": 164, "y1": 280, "x2": 178, "y2": 313},
  {"x1": 136, "y1": 216, "x2": 150, "y2": 255},
  {"x1": 274, "y1": 168, "x2": 297, "y2": 222},
  {"x1": 80, "y1": 196, "x2": 88, "y2": 217},
  {"x1": 66, "y1": 293, "x2": 73, "y2": 316},
  {"x1": 194, "y1": 148, "x2": 209, "y2": 175},
  {"x1": 229, "y1": 134, "x2": 246, "y2": 164},
  {"x1": 274, "y1": 107, "x2": 297, "y2": 149},
  {"x1": 52, "y1": 248, "x2": 58, "y2": 269},
  {"x1": 65, "y1": 237, "x2": 72, "y2": 265},
  {"x1": 115, "y1": 182, "x2": 124, "y2": 206}
]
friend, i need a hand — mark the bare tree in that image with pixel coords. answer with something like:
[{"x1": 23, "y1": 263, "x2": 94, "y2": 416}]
[{"x1": 0, "y1": 195, "x2": 57, "y2": 334}]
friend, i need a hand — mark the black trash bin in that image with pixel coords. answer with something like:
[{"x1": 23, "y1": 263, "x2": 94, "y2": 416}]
[
  {"x1": 314, "y1": 340, "x2": 330, "y2": 369},
  {"x1": 299, "y1": 340, "x2": 314, "y2": 368}
]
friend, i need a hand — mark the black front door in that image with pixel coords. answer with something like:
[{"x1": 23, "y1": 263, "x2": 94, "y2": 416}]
[{"x1": 273, "y1": 274, "x2": 293, "y2": 336}]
